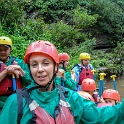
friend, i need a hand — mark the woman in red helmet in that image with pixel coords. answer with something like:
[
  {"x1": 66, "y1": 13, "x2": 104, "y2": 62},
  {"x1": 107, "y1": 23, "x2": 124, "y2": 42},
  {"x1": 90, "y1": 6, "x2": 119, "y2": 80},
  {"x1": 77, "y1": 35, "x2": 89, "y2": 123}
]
[
  {"x1": 81, "y1": 78, "x2": 100, "y2": 103},
  {"x1": 56, "y1": 52, "x2": 76, "y2": 90},
  {"x1": 1, "y1": 40, "x2": 124, "y2": 124},
  {"x1": 102, "y1": 89, "x2": 120, "y2": 105}
]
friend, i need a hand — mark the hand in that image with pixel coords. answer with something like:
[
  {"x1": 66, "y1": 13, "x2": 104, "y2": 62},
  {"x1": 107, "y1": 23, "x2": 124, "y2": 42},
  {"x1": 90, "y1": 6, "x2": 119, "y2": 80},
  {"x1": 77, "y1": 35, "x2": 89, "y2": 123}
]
[
  {"x1": 5, "y1": 65, "x2": 25, "y2": 78},
  {"x1": 71, "y1": 70, "x2": 76, "y2": 81},
  {"x1": 56, "y1": 69, "x2": 64, "y2": 77},
  {"x1": 13, "y1": 70, "x2": 25, "y2": 78},
  {"x1": 97, "y1": 96, "x2": 105, "y2": 103}
]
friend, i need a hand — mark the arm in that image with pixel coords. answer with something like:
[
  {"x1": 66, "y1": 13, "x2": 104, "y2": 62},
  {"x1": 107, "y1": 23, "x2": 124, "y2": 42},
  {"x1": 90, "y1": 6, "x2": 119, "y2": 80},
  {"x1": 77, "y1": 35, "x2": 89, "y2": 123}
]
[
  {"x1": 64, "y1": 71, "x2": 76, "y2": 90},
  {"x1": 0, "y1": 94, "x2": 19, "y2": 124},
  {"x1": 15, "y1": 58, "x2": 32, "y2": 86},
  {"x1": 67, "y1": 90, "x2": 124, "y2": 124},
  {"x1": 56, "y1": 69, "x2": 76, "y2": 90},
  {"x1": 0, "y1": 69, "x2": 8, "y2": 83}
]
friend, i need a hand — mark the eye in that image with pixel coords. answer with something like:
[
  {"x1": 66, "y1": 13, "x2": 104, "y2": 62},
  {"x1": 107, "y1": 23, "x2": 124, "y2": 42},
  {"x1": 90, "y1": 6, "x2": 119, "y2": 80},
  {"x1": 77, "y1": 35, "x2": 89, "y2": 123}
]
[
  {"x1": 43, "y1": 62, "x2": 49, "y2": 66},
  {"x1": 30, "y1": 63, "x2": 38, "y2": 68}
]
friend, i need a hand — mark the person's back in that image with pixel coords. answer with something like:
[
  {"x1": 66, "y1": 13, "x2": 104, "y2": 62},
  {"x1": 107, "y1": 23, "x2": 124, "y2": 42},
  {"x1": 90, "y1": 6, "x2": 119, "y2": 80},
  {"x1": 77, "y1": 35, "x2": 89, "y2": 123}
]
[
  {"x1": 72, "y1": 53, "x2": 94, "y2": 91},
  {"x1": 0, "y1": 36, "x2": 32, "y2": 112}
]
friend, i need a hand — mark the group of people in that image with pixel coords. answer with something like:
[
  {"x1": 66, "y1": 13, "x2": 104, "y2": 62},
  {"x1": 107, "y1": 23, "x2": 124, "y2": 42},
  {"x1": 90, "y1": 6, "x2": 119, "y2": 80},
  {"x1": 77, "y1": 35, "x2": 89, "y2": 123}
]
[{"x1": 0, "y1": 36, "x2": 124, "y2": 124}]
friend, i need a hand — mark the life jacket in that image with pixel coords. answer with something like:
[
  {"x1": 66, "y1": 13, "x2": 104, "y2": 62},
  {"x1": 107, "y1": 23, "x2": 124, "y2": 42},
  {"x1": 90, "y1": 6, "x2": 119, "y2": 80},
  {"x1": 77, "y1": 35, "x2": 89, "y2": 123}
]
[
  {"x1": 0, "y1": 57, "x2": 22, "y2": 95},
  {"x1": 78, "y1": 65, "x2": 93, "y2": 85},
  {"x1": 92, "y1": 91, "x2": 99, "y2": 103},
  {"x1": 17, "y1": 86, "x2": 75, "y2": 124}
]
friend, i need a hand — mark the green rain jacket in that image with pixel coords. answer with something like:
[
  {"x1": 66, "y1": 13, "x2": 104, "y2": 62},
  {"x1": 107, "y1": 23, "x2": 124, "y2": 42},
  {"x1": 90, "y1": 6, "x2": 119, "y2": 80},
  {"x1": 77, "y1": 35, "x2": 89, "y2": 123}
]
[
  {"x1": 0, "y1": 56, "x2": 32, "y2": 108},
  {"x1": 0, "y1": 79, "x2": 124, "y2": 124},
  {"x1": 55, "y1": 66, "x2": 76, "y2": 90}
]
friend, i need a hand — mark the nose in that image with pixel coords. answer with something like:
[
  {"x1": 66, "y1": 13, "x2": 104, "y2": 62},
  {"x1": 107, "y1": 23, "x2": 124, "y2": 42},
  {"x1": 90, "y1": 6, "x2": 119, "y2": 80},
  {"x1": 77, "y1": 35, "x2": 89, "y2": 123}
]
[{"x1": 38, "y1": 64, "x2": 44, "y2": 72}]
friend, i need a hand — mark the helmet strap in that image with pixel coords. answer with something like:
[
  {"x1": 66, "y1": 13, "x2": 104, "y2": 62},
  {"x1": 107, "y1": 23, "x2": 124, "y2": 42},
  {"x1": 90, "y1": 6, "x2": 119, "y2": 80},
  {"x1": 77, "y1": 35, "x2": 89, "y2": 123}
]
[{"x1": 60, "y1": 61, "x2": 66, "y2": 70}]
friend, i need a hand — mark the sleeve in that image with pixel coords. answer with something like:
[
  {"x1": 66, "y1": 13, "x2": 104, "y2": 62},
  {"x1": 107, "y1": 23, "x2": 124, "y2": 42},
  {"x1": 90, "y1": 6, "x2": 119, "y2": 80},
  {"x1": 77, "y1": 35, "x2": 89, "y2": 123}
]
[
  {"x1": 98, "y1": 101, "x2": 124, "y2": 124},
  {"x1": 16, "y1": 58, "x2": 32, "y2": 86},
  {"x1": 0, "y1": 94, "x2": 18, "y2": 124},
  {"x1": 67, "y1": 90, "x2": 124, "y2": 124},
  {"x1": 89, "y1": 63, "x2": 94, "y2": 70},
  {"x1": 64, "y1": 71, "x2": 76, "y2": 90},
  {"x1": 54, "y1": 76, "x2": 62, "y2": 86},
  {"x1": 72, "y1": 66, "x2": 80, "y2": 84}
]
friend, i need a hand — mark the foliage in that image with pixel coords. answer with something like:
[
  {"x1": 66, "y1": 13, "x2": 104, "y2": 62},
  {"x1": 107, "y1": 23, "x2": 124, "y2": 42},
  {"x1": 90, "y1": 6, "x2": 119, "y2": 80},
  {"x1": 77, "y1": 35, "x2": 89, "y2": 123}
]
[
  {"x1": 0, "y1": 0, "x2": 26, "y2": 29},
  {"x1": 0, "y1": 0, "x2": 124, "y2": 78},
  {"x1": 24, "y1": 0, "x2": 90, "y2": 23},
  {"x1": 73, "y1": 5, "x2": 99, "y2": 29},
  {"x1": 43, "y1": 20, "x2": 86, "y2": 48},
  {"x1": 88, "y1": 0, "x2": 124, "y2": 45}
]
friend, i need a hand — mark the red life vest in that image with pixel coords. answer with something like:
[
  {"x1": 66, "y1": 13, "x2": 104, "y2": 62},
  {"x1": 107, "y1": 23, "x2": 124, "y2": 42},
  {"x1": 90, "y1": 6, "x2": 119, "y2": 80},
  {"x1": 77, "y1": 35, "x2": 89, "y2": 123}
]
[
  {"x1": 17, "y1": 86, "x2": 75, "y2": 124},
  {"x1": 79, "y1": 66, "x2": 93, "y2": 85},
  {"x1": 0, "y1": 58, "x2": 22, "y2": 95}
]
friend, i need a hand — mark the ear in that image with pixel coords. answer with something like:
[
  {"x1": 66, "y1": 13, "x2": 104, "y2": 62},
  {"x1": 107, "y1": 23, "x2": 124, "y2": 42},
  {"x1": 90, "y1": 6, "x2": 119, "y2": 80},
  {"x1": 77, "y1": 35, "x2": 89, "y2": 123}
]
[{"x1": 10, "y1": 47, "x2": 12, "y2": 52}]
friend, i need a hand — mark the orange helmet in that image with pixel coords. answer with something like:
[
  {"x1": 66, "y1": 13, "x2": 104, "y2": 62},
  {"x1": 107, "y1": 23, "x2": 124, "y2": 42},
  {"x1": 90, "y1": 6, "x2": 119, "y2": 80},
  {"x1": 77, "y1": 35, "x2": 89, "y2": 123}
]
[
  {"x1": 102, "y1": 89, "x2": 120, "y2": 102},
  {"x1": 58, "y1": 53, "x2": 70, "y2": 63},
  {"x1": 24, "y1": 40, "x2": 59, "y2": 64},
  {"x1": 78, "y1": 91, "x2": 95, "y2": 102},
  {"x1": 82, "y1": 78, "x2": 96, "y2": 91}
]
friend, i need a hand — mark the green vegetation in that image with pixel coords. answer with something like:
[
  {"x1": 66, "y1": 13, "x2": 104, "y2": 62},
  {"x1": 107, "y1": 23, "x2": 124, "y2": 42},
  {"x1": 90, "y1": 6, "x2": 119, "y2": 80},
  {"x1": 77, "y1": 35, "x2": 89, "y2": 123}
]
[{"x1": 0, "y1": 0, "x2": 124, "y2": 80}]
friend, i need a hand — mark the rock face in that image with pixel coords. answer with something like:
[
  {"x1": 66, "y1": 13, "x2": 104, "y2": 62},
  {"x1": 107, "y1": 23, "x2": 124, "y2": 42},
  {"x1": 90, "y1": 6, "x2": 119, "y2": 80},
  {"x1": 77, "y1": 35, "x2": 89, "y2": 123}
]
[{"x1": 93, "y1": 35, "x2": 115, "y2": 50}]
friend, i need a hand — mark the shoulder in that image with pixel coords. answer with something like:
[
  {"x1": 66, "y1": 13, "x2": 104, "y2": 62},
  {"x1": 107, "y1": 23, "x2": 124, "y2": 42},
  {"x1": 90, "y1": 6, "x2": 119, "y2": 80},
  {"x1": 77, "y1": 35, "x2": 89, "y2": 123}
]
[
  {"x1": 66, "y1": 88, "x2": 95, "y2": 104},
  {"x1": 72, "y1": 64, "x2": 80, "y2": 70},
  {"x1": 15, "y1": 57, "x2": 24, "y2": 63},
  {"x1": 14, "y1": 57, "x2": 28, "y2": 67},
  {"x1": 65, "y1": 88, "x2": 83, "y2": 101},
  {"x1": 89, "y1": 63, "x2": 94, "y2": 69}
]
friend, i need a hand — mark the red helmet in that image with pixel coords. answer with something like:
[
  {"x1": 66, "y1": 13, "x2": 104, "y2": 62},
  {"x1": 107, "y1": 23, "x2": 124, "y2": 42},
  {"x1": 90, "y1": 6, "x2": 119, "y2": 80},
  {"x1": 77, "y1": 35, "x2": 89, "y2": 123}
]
[
  {"x1": 82, "y1": 78, "x2": 96, "y2": 91},
  {"x1": 58, "y1": 53, "x2": 70, "y2": 63},
  {"x1": 24, "y1": 40, "x2": 59, "y2": 64},
  {"x1": 78, "y1": 91, "x2": 95, "y2": 102},
  {"x1": 102, "y1": 89, "x2": 120, "y2": 102}
]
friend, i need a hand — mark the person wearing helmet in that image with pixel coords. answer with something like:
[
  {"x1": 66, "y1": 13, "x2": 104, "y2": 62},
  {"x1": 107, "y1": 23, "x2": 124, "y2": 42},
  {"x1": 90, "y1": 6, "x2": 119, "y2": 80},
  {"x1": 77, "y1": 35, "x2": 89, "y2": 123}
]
[
  {"x1": 102, "y1": 89, "x2": 120, "y2": 105},
  {"x1": 72, "y1": 52, "x2": 94, "y2": 91},
  {"x1": 82, "y1": 78, "x2": 96, "y2": 95},
  {"x1": 81, "y1": 78, "x2": 100, "y2": 103},
  {"x1": 1, "y1": 40, "x2": 124, "y2": 124},
  {"x1": 0, "y1": 36, "x2": 32, "y2": 112},
  {"x1": 56, "y1": 52, "x2": 76, "y2": 90}
]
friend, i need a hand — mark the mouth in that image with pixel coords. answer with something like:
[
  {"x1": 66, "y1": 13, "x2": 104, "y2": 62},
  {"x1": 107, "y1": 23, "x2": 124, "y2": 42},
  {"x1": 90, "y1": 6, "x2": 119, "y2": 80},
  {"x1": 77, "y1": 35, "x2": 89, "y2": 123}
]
[{"x1": 37, "y1": 75, "x2": 47, "y2": 80}]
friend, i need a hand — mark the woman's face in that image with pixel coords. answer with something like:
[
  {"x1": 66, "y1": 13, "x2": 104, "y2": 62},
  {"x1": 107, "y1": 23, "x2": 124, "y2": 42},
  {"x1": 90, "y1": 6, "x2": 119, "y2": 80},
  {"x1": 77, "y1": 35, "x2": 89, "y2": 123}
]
[
  {"x1": 29, "y1": 53, "x2": 57, "y2": 87},
  {"x1": 104, "y1": 98, "x2": 116, "y2": 105},
  {"x1": 64, "y1": 60, "x2": 69, "y2": 68},
  {"x1": 0, "y1": 45, "x2": 11, "y2": 62},
  {"x1": 82, "y1": 59, "x2": 90, "y2": 66}
]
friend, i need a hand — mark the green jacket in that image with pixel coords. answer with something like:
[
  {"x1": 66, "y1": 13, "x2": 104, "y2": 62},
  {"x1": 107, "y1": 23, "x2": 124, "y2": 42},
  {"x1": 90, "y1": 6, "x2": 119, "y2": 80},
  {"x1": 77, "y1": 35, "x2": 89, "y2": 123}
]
[
  {"x1": 0, "y1": 79, "x2": 124, "y2": 124},
  {"x1": 0, "y1": 56, "x2": 32, "y2": 108},
  {"x1": 55, "y1": 66, "x2": 76, "y2": 90}
]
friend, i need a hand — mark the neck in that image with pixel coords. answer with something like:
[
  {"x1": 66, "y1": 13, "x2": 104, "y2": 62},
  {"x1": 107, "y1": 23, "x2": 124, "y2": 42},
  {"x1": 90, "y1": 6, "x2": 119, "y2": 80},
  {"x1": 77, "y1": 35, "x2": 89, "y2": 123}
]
[
  {"x1": 0, "y1": 56, "x2": 9, "y2": 62},
  {"x1": 40, "y1": 82, "x2": 54, "y2": 92}
]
